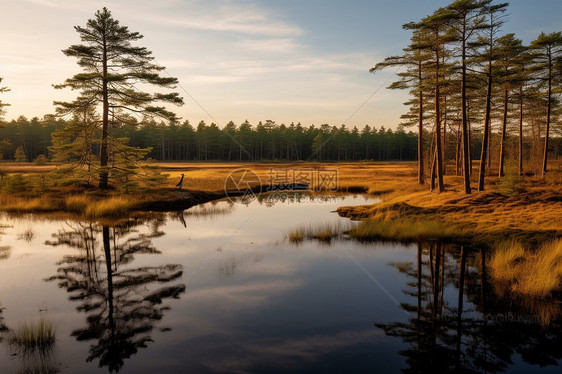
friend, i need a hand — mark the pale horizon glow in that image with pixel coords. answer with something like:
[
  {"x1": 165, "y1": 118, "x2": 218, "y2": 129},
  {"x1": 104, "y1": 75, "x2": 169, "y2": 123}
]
[{"x1": 1, "y1": 0, "x2": 560, "y2": 130}]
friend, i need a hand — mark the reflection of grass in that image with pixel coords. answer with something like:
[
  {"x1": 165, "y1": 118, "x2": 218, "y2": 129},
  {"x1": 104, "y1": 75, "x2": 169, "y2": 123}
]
[
  {"x1": 184, "y1": 203, "x2": 233, "y2": 217},
  {"x1": 286, "y1": 217, "x2": 459, "y2": 244},
  {"x1": 285, "y1": 221, "x2": 355, "y2": 243},
  {"x1": 9, "y1": 317, "x2": 56, "y2": 351},
  {"x1": 489, "y1": 239, "x2": 562, "y2": 298},
  {"x1": 348, "y1": 218, "x2": 459, "y2": 242}
]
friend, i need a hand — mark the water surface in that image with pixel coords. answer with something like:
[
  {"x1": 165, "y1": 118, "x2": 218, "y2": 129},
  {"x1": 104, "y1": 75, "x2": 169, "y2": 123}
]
[{"x1": 0, "y1": 193, "x2": 560, "y2": 373}]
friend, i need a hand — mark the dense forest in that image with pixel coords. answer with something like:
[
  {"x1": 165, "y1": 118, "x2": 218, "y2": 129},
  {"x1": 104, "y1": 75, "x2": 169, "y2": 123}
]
[
  {"x1": 0, "y1": 115, "x2": 560, "y2": 165},
  {"x1": 0, "y1": 115, "x2": 419, "y2": 162}
]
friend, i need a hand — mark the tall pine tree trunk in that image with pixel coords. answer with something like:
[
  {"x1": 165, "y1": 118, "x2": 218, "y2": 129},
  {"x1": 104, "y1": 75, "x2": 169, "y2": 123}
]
[
  {"x1": 418, "y1": 60, "x2": 424, "y2": 185},
  {"x1": 518, "y1": 87, "x2": 524, "y2": 175},
  {"x1": 99, "y1": 32, "x2": 109, "y2": 189},
  {"x1": 434, "y1": 41, "x2": 444, "y2": 192},
  {"x1": 542, "y1": 55, "x2": 552, "y2": 177},
  {"x1": 461, "y1": 25, "x2": 471, "y2": 194},
  {"x1": 478, "y1": 61, "x2": 493, "y2": 191},
  {"x1": 499, "y1": 87, "x2": 509, "y2": 177}
]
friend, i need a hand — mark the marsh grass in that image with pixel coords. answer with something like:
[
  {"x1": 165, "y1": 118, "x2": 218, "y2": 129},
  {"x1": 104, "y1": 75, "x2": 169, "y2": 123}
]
[
  {"x1": 85, "y1": 196, "x2": 132, "y2": 218},
  {"x1": 489, "y1": 239, "x2": 562, "y2": 298},
  {"x1": 0, "y1": 196, "x2": 56, "y2": 213},
  {"x1": 64, "y1": 194, "x2": 89, "y2": 213},
  {"x1": 9, "y1": 317, "x2": 55, "y2": 352}
]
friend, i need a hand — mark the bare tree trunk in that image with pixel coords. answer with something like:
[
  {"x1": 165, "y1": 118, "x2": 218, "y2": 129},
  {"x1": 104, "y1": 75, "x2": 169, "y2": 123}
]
[
  {"x1": 99, "y1": 32, "x2": 109, "y2": 189},
  {"x1": 542, "y1": 55, "x2": 552, "y2": 177},
  {"x1": 418, "y1": 60, "x2": 425, "y2": 185},
  {"x1": 461, "y1": 27, "x2": 471, "y2": 194},
  {"x1": 518, "y1": 87, "x2": 524, "y2": 175},
  {"x1": 499, "y1": 87, "x2": 509, "y2": 177},
  {"x1": 434, "y1": 41, "x2": 444, "y2": 192},
  {"x1": 478, "y1": 65, "x2": 493, "y2": 191},
  {"x1": 456, "y1": 124, "x2": 461, "y2": 176}
]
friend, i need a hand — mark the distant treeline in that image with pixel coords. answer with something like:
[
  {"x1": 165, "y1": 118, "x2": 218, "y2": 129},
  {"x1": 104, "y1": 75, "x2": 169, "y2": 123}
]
[
  {"x1": 0, "y1": 116, "x2": 420, "y2": 162},
  {"x1": 1, "y1": 115, "x2": 560, "y2": 167}
]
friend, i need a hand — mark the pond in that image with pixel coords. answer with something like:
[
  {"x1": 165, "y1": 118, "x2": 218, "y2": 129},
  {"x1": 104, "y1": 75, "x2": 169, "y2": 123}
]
[{"x1": 0, "y1": 193, "x2": 560, "y2": 373}]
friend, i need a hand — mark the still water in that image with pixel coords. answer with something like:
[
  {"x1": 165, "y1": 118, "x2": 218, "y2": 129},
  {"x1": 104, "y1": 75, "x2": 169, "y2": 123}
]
[{"x1": 0, "y1": 193, "x2": 560, "y2": 373}]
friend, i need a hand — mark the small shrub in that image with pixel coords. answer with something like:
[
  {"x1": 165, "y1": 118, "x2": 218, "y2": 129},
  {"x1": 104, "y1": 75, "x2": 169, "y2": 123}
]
[
  {"x1": 33, "y1": 154, "x2": 48, "y2": 165},
  {"x1": 497, "y1": 173, "x2": 523, "y2": 197},
  {"x1": 14, "y1": 146, "x2": 27, "y2": 162},
  {"x1": 3, "y1": 174, "x2": 29, "y2": 193}
]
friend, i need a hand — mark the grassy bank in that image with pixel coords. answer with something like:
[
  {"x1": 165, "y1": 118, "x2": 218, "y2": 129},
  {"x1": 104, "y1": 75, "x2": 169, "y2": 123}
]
[
  {"x1": 336, "y1": 168, "x2": 562, "y2": 246},
  {"x1": 0, "y1": 186, "x2": 225, "y2": 219}
]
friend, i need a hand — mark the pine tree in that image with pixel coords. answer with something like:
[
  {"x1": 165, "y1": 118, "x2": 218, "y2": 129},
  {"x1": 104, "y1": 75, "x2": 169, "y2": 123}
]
[
  {"x1": 54, "y1": 7, "x2": 183, "y2": 189},
  {"x1": 495, "y1": 34, "x2": 525, "y2": 177},
  {"x1": 530, "y1": 32, "x2": 562, "y2": 177},
  {"x1": 416, "y1": 9, "x2": 457, "y2": 192},
  {"x1": 469, "y1": 2, "x2": 508, "y2": 190},
  {"x1": 447, "y1": 0, "x2": 494, "y2": 194},
  {"x1": 14, "y1": 146, "x2": 26, "y2": 162}
]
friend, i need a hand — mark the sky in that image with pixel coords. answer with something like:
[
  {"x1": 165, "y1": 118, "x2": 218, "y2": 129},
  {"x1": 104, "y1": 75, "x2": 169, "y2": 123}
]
[{"x1": 1, "y1": 0, "x2": 560, "y2": 130}]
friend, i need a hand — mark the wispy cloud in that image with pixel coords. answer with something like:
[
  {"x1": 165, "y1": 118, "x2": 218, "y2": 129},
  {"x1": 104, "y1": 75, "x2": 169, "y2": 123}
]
[
  {"x1": 237, "y1": 38, "x2": 302, "y2": 53},
  {"x1": 138, "y1": 1, "x2": 302, "y2": 37}
]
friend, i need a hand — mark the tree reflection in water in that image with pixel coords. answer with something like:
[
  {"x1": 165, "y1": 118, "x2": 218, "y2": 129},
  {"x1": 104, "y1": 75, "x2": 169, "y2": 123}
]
[
  {"x1": 376, "y1": 242, "x2": 562, "y2": 373},
  {"x1": 45, "y1": 219, "x2": 185, "y2": 373}
]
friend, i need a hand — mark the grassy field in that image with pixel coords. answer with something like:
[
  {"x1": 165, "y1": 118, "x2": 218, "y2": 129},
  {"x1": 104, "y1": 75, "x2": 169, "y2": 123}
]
[{"x1": 0, "y1": 160, "x2": 560, "y2": 242}]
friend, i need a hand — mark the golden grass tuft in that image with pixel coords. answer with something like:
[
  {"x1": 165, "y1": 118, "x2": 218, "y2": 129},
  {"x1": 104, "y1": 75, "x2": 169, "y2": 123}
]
[
  {"x1": 488, "y1": 240, "x2": 526, "y2": 284},
  {"x1": 64, "y1": 195, "x2": 89, "y2": 214},
  {"x1": 9, "y1": 317, "x2": 55, "y2": 351},
  {"x1": 489, "y1": 239, "x2": 562, "y2": 298},
  {"x1": 0, "y1": 196, "x2": 56, "y2": 213},
  {"x1": 85, "y1": 196, "x2": 132, "y2": 218}
]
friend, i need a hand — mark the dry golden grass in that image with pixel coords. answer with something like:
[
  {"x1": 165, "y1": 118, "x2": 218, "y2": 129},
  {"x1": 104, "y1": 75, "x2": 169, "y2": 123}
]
[
  {"x1": 337, "y1": 165, "x2": 562, "y2": 244},
  {"x1": 489, "y1": 239, "x2": 562, "y2": 298},
  {"x1": 64, "y1": 195, "x2": 90, "y2": 213},
  {"x1": 0, "y1": 196, "x2": 57, "y2": 213},
  {"x1": 1, "y1": 161, "x2": 560, "y2": 244},
  {"x1": 84, "y1": 196, "x2": 133, "y2": 218},
  {"x1": 0, "y1": 163, "x2": 56, "y2": 173}
]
